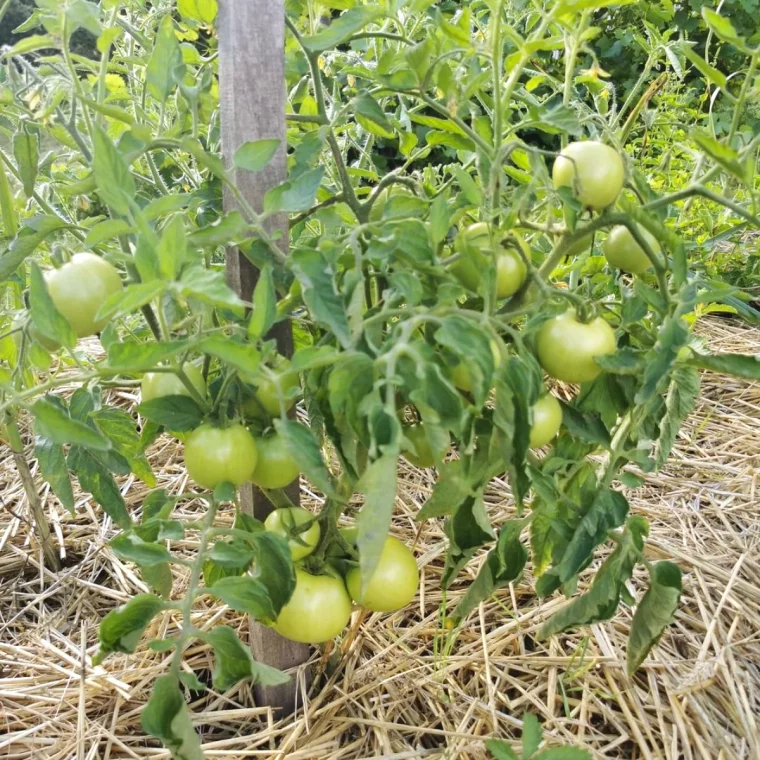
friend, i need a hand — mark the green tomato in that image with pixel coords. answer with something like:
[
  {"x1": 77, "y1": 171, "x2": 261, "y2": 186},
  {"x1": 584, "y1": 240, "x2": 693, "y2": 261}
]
[
  {"x1": 603, "y1": 224, "x2": 659, "y2": 274},
  {"x1": 346, "y1": 536, "x2": 419, "y2": 613},
  {"x1": 402, "y1": 423, "x2": 449, "y2": 468},
  {"x1": 273, "y1": 568, "x2": 352, "y2": 644},
  {"x1": 451, "y1": 339, "x2": 503, "y2": 393},
  {"x1": 552, "y1": 141, "x2": 625, "y2": 211},
  {"x1": 536, "y1": 310, "x2": 616, "y2": 384},
  {"x1": 452, "y1": 223, "x2": 528, "y2": 298},
  {"x1": 249, "y1": 359, "x2": 300, "y2": 417},
  {"x1": 184, "y1": 423, "x2": 257, "y2": 490},
  {"x1": 251, "y1": 433, "x2": 300, "y2": 490},
  {"x1": 45, "y1": 253, "x2": 122, "y2": 337},
  {"x1": 563, "y1": 230, "x2": 595, "y2": 258},
  {"x1": 264, "y1": 506, "x2": 320, "y2": 561},
  {"x1": 141, "y1": 363, "x2": 206, "y2": 403},
  {"x1": 529, "y1": 394, "x2": 563, "y2": 448}
]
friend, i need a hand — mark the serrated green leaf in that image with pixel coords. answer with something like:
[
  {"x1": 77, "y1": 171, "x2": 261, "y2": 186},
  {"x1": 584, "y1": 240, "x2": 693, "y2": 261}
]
[
  {"x1": 31, "y1": 398, "x2": 111, "y2": 451},
  {"x1": 141, "y1": 676, "x2": 204, "y2": 760},
  {"x1": 233, "y1": 139, "x2": 280, "y2": 173},
  {"x1": 92, "y1": 126, "x2": 134, "y2": 215},
  {"x1": 34, "y1": 435, "x2": 75, "y2": 513},
  {"x1": 146, "y1": 15, "x2": 184, "y2": 102},
  {"x1": 111, "y1": 532, "x2": 173, "y2": 566},
  {"x1": 13, "y1": 129, "x2": 38, "y2": 198},
  {"x1": 29, "y1": 263, "x2": 76, "y2": 349},
  {"x1": 626, "y1": 561, "x2": 682, "y2": 674},
  {"x1": 137, "y1": 396, "x2": 204, "y2": 432},
  {"x1": 98, "y1": 594, "x2": 164, "y2": 658},
  {"x1": 303, "y1": 7, "x2": 385, "y2": 51}
]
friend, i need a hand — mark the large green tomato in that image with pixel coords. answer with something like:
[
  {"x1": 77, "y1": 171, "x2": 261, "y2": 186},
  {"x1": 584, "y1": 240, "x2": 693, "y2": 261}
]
[
  {"x1": 184, "y1": 423, "x2": 257, "y2": 490},
  {"x1": 346, "y1": 536, "x2": 419, "y2": 613},
  {"x1": 45, "y1": 253, "x2": 122, "y2": 337},
  {"x1": 250, "y1": 433, "x2": 300, "y2": 490},
  {"x1": 452, "y1": 223, "x2": 528, "y2": 298},
  {"x1": 273, "y1": 568, "x2": 352, "y2": 644},
  {"x1": 141, "y1": 363, "x2": 206, "y2": 403},
  {"x1": 264, "y1": 507, "x2": 320, "y2": 561},
  {"x1": 603, "y1": 224, "x2": 659, "y2": 274},
  {"x1": 249, "y1": 359, "x2": 300, "y2": 417},
  {"x1": 402, "y1": 423, "x2": 449, "y2": 468},
  {"x1": 536, "y1": 310, "x2": 616, "y2": 384},
  {"x1": 552, "y1": 141, "x2": 624, "y2": 211},
  {"x1": 529, "y1": 394, "x2": 563, "y2": 448}
]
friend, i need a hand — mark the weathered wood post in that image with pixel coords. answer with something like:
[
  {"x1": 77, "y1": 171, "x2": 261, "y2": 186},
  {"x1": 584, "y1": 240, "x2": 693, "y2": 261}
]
[{"x1": 218, "y1": 0, "x2": 310, "y2": 712}]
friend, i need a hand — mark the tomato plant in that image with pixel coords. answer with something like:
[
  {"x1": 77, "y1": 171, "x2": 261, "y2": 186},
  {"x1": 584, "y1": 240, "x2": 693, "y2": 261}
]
[{"x1": 2, "y1": 0, "x2": 760, "y2": 754}]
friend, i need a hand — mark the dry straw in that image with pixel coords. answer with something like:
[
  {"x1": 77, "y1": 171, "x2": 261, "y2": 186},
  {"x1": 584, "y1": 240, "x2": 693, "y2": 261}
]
[{"x1": 1, "y1": 317, "x2": 758, "y2": 759}]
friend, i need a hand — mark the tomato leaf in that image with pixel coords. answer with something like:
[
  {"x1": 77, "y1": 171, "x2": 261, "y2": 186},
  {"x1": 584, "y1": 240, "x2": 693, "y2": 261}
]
[
  {"x1": 417, "y1": 460, "x2": 469, "y2": 520},
  {"x1": 485, "y1": 739, "x2": 520, "y2": 760},
  {"x1": 146, "y1": 15, "x2": 184, "y2": 102},
  {"x1": 303, "y1": 7, "x2": 385, "y2": 51},
  {"x1": 96, "y1": 280, "x2": 166, "y2": 323},
  {"x1": 265, "y1": 167, "x2": 324, "y2": 214},
  {"x1": 12, "y1": 128, "x2": 38, "y2": 198},
  {"x1": 451, "y1": 520, "x2": 527, "y2": 624},
  {"x1": 655, "y1": 365, "x2": 700, "y2": 468},
  {"x1": 275, "y1": 419, "x2": 336, "y2": 497},
  {"x1": 626, "y1": 561, "x2": 682, "y2": 674},
  {"x1": 141, "y1": 676, "x2": 204, "y2": 760},
  {"x1": 31, "y1": 398, "x2": 111, "y2": 451},
  {"x1": 106, "y1": 340, "x2": 190, "y2": 371},
  {"x1": 68, "y1": 446, "x2": 131, "y2": 528},
  {"x1": 85, "y1": 219, "x2": 134, "y2": 246},
  {"x1": 137, "y1": 396, "x2": 204, "y2": 432},
  {"x1": 34, "y1": 435, "x2": 75, "y2": 513},
  {"x1": 202, "y1": 625, "x2": 289, "y2": 692},
  {"x1": 356, "y1": 452, "x2": 399, "y2": 596},
  {"x1": 522, "y1": 713, "x2": 543, "y2": 759},
  {"x1": 198, "y1": 338, "x2": 260, "y2": 375},
  {"x1": 536, "y1": 489, "x2": 629, "y2": 597},
  {"x1": 111, "y1": 532, "x2": 173, "y2": 566},
  {"x1": 291, "y1": 248, "x2": 352, "y2": 349},
  {"x1": 177, "y1": 266, "x2": 245, "y2": 312},
  {"x1": 141, "y1": 562, "x2": 174, "y2": 599},
  {"x1": 98, "y1": 594, "x2": 165, "y2": 659},
  {"x1": 538, "y1": 516, "x2": 648, "y2": 639},
  {"x1": 92, "y1": 125, "x2": 135, "y2": 215},
  {"x1": 635, "y1": 317, "x2": 690, "y2": 405},
  {"x1": 248, "y1": 265, "x2": 277, "y2": 339},
  {"x1": 188, "y1": 210, "x2": 249, "y2": 247},
  {"x1": 686, "y1": 351, "x2": 760, "y2": 380},
  {"x1": 177, "y1": 0, "x2": 218, "y2": 24},
  {"x1": 233, "y1": 139, "x2": 280, "y2": 173}
]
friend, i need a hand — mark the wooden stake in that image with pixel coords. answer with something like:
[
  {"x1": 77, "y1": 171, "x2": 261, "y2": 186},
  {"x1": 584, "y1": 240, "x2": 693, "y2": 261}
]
[{"x1": 218, "y1": 0, "x2": 310, "y2": 713}]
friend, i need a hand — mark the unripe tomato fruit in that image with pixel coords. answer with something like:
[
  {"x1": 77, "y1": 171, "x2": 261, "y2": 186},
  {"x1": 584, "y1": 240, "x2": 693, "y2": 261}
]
[
  {"x1": 264, "y1": 507, "x2": 320, "y2": 561},
  {"x1": 141, "y1": 363, "x2": 206, "y2": 403},
  {"x1": 402, "y1": 423, "x2": 449, "y2": 468},
  {"x1": 251, "y1": 433, "x2": 300, "y2": 490},
  {"x1": 536, "y1": 310, "x2": 616, "y2": 384},
  {"x1": 45, "y1": 253, "x2": 122, "y2": 337},
  {"x1": 552, "y1": 141, "x2": 624, "y2": 211},
  {"x1": 247, "y1": 359, "x2": 300, "y2": 417},
  {"x1": 451, "y1": 339, "x2": 502, "y2": 393},
  {"x1": 452, "y1": 223, "x2": 528, "y2": 298},
  {"x1": 273, "y1": 568, "x2": 352, "y2": 644},
  {"x1": 529, "y1": 394, "x2": 563, "y2": 448},
  {"x1": 603, "y1": 224, "x2": 659, "y2": 274},
  {"x1": 346, "y1": 536, "x2": 419, "y2": 613},
  {"x1": 184, "y1": 423, "x2": 257, "y2": 490}
]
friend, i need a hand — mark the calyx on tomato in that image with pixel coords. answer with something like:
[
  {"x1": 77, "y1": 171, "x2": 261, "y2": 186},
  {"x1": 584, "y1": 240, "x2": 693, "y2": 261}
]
[
  {"x1": 141, "y1": 363, "x2": 206, "y2": 403},
  {"x1": 264, "y1": 507, "x2": 320, "y2": 560}
]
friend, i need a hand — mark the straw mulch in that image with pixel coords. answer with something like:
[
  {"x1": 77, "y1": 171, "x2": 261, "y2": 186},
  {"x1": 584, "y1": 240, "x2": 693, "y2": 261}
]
[{"x1": 1, "y1": 317, "x2": 758, "y2": 760}]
